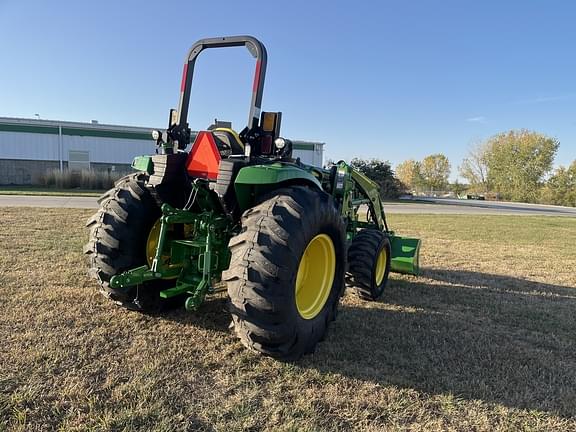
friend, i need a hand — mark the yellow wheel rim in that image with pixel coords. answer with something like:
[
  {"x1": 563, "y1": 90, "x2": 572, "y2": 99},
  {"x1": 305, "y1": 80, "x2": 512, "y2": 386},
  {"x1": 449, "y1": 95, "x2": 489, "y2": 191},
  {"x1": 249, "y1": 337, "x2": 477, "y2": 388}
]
[
  {"x1": 375, "y1": 247, "x2": 388, "y2": 286},
  {"x1": 146, "y1": 220, "x2": 179, "y2": 279},
  {"x1": 146, "y1": 219, "x2": 163, "y2": 267},
  {"x1": 295, "y1": 234, "x2": 336, "y2": 320}
]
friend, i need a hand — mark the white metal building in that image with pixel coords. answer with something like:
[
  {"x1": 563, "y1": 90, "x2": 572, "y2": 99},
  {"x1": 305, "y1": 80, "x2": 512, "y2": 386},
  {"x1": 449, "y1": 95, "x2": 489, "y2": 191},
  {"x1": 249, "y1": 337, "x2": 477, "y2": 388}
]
[{"x1": 0, "y1": 117, "x2": 324, "y2": 184}]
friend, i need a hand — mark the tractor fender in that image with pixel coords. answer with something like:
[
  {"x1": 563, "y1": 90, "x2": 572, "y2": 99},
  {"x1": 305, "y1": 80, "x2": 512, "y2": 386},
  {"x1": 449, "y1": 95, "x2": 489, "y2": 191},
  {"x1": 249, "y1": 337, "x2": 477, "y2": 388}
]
[{"x1": 234, "y1": 163, "x2": 322, "y2": 212}]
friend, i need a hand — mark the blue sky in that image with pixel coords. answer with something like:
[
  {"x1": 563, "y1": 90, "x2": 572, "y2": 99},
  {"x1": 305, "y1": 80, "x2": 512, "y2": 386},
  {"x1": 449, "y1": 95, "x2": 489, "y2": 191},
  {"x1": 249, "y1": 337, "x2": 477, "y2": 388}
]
[{"x1": 1, "y1": 0, "x2": 574, "y2": 178}]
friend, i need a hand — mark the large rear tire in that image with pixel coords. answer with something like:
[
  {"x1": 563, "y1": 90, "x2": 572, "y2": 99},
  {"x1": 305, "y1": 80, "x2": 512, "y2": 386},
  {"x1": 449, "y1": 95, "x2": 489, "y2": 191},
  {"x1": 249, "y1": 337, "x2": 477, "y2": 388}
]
[
  {"x1": 223, "y1": 186, "x2": 346, "y2": 360},
  {"x1": 84, "y1": 173, "x2": 176, "y2": 312},
  {"x1": 346, "y1": 229, "x2": 391, "y2": 300}
]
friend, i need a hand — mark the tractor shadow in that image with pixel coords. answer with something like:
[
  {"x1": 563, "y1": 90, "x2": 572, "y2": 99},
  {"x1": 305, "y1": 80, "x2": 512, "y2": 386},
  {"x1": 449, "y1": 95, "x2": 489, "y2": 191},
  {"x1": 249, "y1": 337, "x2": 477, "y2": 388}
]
[
  {"x1": 424, "y1": 268, "x2": 576, "y2": 298},
  {"x1": 160, "y1": 296, "x2": 232, "y2": 333},
  {"x1": 305, "y1": 269, "x2": 576, "y2": 417}
]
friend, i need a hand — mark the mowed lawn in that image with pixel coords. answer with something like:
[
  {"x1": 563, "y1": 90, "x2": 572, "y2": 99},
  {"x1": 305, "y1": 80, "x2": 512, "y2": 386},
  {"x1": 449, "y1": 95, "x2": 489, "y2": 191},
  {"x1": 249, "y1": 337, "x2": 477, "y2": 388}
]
[{"x1": 1, "y1": 208, "x2": 575, "y2": 432}]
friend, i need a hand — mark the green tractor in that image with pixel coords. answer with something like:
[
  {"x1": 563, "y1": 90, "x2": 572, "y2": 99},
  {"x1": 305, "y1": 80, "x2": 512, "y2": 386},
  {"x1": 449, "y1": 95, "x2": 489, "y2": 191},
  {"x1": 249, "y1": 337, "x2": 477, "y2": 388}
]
[{"x1": 85, "y1": 36, "x2": 420, "y2": 360}]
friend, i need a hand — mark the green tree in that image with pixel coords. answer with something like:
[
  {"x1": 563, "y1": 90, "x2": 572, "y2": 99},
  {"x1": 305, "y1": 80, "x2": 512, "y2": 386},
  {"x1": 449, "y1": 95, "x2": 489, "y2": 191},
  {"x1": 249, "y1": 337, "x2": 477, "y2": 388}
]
[
  {"x1": 540, "y1": 161, "x2": 576, "y2": 207},
  {"x1": 419, "y1": 154, "x2": 451, "y2": 192},
  {"x1": 485, "y1": 130, "x2": 559, "y2": 202},
  {"x1": 449, "y1": 180, "x2": 468, "y2": 197},
  {"x1": 459, "y1": 142, "x2": 491, "y2": 193},
  {"x1": 395, "y1": 159, "x2": 422, "y2": 192},
  {"x1": 350, "y1": 158, "x2": 401, "y2": 198}
]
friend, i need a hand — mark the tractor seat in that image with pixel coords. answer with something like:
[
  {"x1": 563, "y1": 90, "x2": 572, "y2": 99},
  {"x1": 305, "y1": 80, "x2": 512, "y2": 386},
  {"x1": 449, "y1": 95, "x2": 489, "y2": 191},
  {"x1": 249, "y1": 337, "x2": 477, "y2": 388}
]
[{"x1": 212, "y1": 128, "x2": 245, "y2": 158}]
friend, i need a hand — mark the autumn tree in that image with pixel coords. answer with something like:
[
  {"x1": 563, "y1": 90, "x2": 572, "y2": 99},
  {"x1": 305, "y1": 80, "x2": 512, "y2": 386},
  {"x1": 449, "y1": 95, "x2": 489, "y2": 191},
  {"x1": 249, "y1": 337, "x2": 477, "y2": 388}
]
[
  {"x1": 485, "y1": 130, "x2": 559, "y2": 202},
  {"x1": 540, "y1": 160, "x2": 576, "y2": 207},
  {"x1": 350, "y1": 158, "x2": 402, "y2": 198},
  {"x1": 459, "y1": 141, "x2": 491, "y2": 193},
  {"x1": 419, "y1": 154, "x2": 451, "y2": 192},
  {"x1": 395, "y1": 159, "x2": 422, "y2": 192}
]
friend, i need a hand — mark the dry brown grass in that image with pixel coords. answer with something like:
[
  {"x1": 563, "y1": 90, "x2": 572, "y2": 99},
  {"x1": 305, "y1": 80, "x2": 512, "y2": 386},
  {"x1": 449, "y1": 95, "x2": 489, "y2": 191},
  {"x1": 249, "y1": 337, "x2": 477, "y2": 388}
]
[{"x1": 0, "y1": 209, "x2": 575, "y2": 431}]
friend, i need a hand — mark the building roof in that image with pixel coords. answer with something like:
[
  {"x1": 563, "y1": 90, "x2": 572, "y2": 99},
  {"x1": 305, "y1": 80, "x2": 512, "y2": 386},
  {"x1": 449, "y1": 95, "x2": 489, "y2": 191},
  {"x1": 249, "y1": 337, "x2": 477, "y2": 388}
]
[
  {"x1": 0, "y1": 116, "x2": 324, "y2": 149},
  {"x1": 0, "y1": 116, "x2": 153, "y2": 141}
]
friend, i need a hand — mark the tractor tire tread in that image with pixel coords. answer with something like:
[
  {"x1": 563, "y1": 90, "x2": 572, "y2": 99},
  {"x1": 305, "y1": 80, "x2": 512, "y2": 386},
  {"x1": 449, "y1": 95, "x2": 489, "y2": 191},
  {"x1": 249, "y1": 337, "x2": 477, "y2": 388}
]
[
  {"x1": 346, "y1": 229, "x2": 391, "y2": 301},
  {"x1": 224, "y1": 186, "x2": 346, "y2": 360},
  {"x1": 84, "y1": 172, "x2": 170, "y2": 312}
]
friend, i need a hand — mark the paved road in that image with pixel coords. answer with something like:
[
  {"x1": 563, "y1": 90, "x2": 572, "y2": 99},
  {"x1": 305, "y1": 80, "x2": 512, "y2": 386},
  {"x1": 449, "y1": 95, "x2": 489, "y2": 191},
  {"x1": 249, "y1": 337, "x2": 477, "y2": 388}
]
[
  {"x1": 0, "y1": 195, "x2": 98, "y2": 209},
  {"x1": 392, "y1": 197, "x2": 576, "y2": 216},
  {"x1": 1, "y1": 194, "x2": 575, "y2": 216}
]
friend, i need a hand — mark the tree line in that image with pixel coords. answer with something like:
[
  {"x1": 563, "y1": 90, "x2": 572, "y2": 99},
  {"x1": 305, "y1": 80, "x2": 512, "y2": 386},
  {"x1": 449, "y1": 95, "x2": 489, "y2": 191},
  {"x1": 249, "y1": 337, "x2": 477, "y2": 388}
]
[
  {"x1": 344, "y1": 129, "x2": 574, "y2": 207},
  {"x1": 395, "y1": 154, "x2": 451, "y2": 194},
  {"x1": 348, "y1": 155, "x2": 452, "y2": 199},
  {"x1": 459, "y1": 129, "x2": 573, "y2": 206}
]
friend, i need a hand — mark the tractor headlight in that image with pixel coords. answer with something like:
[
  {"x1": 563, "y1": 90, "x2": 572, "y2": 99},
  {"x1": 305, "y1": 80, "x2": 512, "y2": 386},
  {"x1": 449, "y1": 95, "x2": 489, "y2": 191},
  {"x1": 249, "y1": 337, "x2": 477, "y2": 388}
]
[
  {"x1": 151, "y1": 130, "x2": 161, "y2": 141},
  {"x1": 274, "y1": 137, "x2": 286, "y2": 149}
]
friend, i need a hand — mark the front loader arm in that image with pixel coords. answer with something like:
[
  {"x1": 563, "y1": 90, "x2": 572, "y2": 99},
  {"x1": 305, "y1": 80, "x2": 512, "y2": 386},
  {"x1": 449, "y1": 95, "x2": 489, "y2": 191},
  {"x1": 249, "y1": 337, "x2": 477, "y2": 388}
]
[
  {"x1": 350, "y1": 169, "x2": 389, "y2": 232},
  {"x1": 330, "y1": 161, "x2": 388, "y2": 232},
  {"x1": 330, "y1": 161, "x2": 421, "y2": 276}
]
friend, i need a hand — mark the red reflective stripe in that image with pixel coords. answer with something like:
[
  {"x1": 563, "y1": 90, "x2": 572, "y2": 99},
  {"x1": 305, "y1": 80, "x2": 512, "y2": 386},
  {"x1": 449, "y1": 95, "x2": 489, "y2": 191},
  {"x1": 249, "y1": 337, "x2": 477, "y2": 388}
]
[
  {"x1": 252, "y1": 60, "x2": 261, "y2": 92},
  {"x1": 180, "y1": 63, "x2": 188, "y2": 92}
]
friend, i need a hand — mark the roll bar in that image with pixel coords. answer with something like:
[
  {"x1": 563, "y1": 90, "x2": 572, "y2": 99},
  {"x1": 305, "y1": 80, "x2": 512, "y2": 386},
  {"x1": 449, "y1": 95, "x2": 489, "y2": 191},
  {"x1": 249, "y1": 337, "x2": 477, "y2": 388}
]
[{"x1": 175, "y1": 36, "x2": 268, "y2": 133}]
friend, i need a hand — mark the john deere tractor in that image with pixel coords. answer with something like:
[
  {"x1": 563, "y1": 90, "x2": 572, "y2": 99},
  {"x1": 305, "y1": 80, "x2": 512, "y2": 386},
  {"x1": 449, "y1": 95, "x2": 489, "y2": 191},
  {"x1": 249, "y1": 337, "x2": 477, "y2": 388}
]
[{"x1": 85, "y1": 36, "x2": 420, "y2": 360}]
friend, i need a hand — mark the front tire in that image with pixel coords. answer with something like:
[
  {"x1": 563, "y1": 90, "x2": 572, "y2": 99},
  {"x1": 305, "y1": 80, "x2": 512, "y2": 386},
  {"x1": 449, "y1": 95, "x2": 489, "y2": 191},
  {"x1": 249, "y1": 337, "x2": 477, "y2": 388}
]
[
  {"x1": 346, "y1": 229, "x2": 391, "y2": 300},
  {"x1": 223, "y1": 186, "x2": 346, "y2": 360}
]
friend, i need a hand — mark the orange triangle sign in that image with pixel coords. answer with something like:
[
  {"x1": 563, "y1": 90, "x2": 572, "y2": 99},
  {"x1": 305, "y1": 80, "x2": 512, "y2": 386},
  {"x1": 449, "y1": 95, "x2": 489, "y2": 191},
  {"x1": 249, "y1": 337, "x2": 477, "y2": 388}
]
[{"x1": 185, "y1": 131, "x2": 222, "y2": 180}]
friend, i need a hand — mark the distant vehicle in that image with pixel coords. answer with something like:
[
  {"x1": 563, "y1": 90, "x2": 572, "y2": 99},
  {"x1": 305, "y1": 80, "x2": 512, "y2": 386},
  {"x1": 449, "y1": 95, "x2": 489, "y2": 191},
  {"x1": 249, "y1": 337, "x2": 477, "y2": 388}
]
[{"x1": 466, "y1": 194, "x2": 485, "y2": 200}]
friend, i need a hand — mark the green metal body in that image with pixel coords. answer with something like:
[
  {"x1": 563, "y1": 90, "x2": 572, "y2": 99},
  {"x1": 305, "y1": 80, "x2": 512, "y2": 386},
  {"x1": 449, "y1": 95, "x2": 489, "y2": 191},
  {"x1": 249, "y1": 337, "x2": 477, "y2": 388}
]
[
  {"x1": 233, "y1": 162, "x2": 322, "y2": 211},
  {"x1": 110, "y1": 158, "x2": 420, "y2": 309},
  {"x1": 132, "y1": 155, "x2": 153, "y2": 174}
]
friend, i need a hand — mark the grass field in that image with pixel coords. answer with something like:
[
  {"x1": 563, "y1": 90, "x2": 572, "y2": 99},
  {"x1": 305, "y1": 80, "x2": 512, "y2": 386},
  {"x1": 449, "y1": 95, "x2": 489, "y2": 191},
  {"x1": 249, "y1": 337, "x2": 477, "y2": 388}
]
[{"x1": 1, "y1": 208, "x2": 575, "y2": 431}]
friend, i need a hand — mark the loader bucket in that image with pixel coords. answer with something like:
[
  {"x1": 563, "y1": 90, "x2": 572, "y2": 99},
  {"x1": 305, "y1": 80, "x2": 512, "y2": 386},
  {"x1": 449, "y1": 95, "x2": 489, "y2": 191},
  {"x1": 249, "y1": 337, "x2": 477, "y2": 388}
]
[{"x1": 389, "y1": 235, "x2": 421, "y2": 276}]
